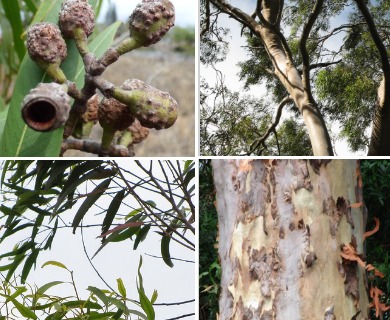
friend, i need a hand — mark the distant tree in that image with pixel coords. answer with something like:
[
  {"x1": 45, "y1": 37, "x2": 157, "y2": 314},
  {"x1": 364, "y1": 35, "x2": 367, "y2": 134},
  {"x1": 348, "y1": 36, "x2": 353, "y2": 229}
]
[{"x1": 201, "y1": 0, "x2": 390, "y2": 156}]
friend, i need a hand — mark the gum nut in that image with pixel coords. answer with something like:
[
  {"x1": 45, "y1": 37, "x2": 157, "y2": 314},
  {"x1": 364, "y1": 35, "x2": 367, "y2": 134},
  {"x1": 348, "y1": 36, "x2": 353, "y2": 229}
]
[
  {"x1": 59, "y1": 0, "x2": 95, "y2": 38},
  {"x1": 129, "y1": 0, "x2": 175, "y2": 46},
  {"x1": 121, "y1": 79, "x2": 178, "y2": 130},
  {"x1": 98, "y1": 97, "x2": 136, "y2": 131},
  {"x1": 21, "y1": 82, "x2": 71, "y2": 132},
  {"x1": 27, "y1": 22, "x2": 67, "y2": 64}
]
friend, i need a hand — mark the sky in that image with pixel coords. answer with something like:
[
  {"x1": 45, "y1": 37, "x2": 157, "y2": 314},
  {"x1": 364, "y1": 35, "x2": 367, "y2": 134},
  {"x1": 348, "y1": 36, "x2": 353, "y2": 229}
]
[
  {"x1": 0, "y1": 160, "x2": 195, "y2": 319},
  {"x1": 200, "y1": 1, "x2": 368, "y2": 156},
  {"x1": 99, "y1": 0, "x2": 197, "y2": 27}
]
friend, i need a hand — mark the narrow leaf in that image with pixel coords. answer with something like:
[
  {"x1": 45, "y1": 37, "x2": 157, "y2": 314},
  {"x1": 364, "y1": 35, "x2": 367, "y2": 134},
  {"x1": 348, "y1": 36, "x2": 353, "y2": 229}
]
[
  {"x1": 98, "y1": 221, "x2": 143, "y2": 238},
  {"x1": 101, "y1": 189, "x2": 126, "y2": 237},
  {"x1": 41, "y1": 260, "x2": 68, "y2": 270},
  {"x1": 0, "y1": 294, "x2": 37, "y2": 319},
  {"x1": 116, "y1": 278, "x2": 127, "y2": 298},
  {"x1": 87, "y1": 286, "x2": 109, "y2": 307},
  {"x1": 72, "y1": 178, "x2": 111, "y2": 233},
  {"x1": 161, "y1": 235, "x2": 174, "y2": 268},
  {"x1": 133, "y1": 225, "x2": 151, "y2": 250},
  {"x1": 36, "y1": 281, "x2": 65, "y2": 295}
]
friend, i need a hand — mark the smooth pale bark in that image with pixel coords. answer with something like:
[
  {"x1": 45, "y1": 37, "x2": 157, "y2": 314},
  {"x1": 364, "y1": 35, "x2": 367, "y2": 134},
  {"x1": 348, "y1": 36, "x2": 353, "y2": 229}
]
[
  {"x1": 212, "y1": 159, "x2": 369, "y2": 319},
  {"x1": 368, "y1": 77, "x2": 390, "y2": 155},
  {"x1": 208, "y1": 0, "x2": 333, "y2": 156}
]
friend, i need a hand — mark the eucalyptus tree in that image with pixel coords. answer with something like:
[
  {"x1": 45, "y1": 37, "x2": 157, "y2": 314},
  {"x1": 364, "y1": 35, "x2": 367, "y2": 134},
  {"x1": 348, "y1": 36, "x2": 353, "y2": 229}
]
[{"x1": 201, "y1": 0, "x2": 390, "y2": 156}]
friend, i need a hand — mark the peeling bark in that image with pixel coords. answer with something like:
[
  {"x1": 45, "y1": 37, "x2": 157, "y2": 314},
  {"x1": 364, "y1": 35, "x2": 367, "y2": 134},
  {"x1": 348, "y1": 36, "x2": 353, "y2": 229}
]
[{"x1": 212, "y1": 159, "x2": 369, "y2": 319}]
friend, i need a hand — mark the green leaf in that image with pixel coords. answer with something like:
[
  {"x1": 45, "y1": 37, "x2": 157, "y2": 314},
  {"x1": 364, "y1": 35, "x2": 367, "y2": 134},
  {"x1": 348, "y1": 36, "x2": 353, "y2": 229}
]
[
  {"x1": 137, "y1": 257, "x2": 155, "y2": 320},
  {"x1": 71, "y1": 178, "x2": 111, "y2": 233},
  {"x1": 0, "y1": 0, "x2": 25, "y2": 61},
  {"x1": 101, "y1": 189, "x2": 126, "y2": 237},
  {"x1": 36, "y1": 281, "x2": 65, "y2": 295},
  {"x1": 87, "y1": 286, "x2": 109, "y2": 307},
  {"x1": 0, "y1": 294, "x2": 37, "y2": 319},
  {"x1": 21, "y1": 248, "x2": 39, "y2": 284},
  {"x1": 133, "y1": 225, "x2": 151, "y2": 250},
  {"x1": 41, "y1": 260, "x2": 68, "y2": 270},
  {"x1": 150, "y1": 290, "x2": 158, "y2": 304},
  {"x1": 116, "y1": 278, "x2": 127, "y2": 299},
  {"x1": 0, "y1": 97, "x2": 8, "y2": 139},
  {"x1": 161, "y1": 235, "x2": 174, "y2": 268}
]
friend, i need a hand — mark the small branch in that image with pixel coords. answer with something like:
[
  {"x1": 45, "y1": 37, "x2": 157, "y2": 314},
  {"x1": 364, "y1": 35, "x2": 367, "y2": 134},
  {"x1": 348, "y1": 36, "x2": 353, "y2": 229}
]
[
  {"x1": 248, "y1": 96, "x2": 292, "y2": 155},
  {"x1": 164, "y1": 313, "x2": 195, "y2": 320},
  {"x1": 144, "y1": 253, "x2": 195, "y2": 264},
  {"x1": 61, "y1": 137, "x2": 134, "y2": 157},
  {"x1": 154, "y1": 299, "x2": 194, "y2": 306}
]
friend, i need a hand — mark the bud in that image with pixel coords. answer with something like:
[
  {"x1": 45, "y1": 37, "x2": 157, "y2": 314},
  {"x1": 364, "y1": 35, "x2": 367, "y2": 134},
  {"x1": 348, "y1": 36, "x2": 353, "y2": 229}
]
[
  {"x1": 129, "y1": 0, "x2": 175, "y2": 47},
  {"x1": 59, "y1": 0, "x2": 95, "y2": 39},
  {"x1": 21, "y1": 83, "x2": 71, "y2": 132},
  {"x1": 115, "y1": 79, "x2": 178, "y2": 130}
]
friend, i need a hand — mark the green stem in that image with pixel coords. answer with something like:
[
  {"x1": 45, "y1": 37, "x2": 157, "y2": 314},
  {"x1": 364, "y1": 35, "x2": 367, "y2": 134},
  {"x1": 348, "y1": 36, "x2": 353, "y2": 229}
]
[
  {"x1": 73, "y1": 28, "x2": 90, "y2": 57},
  {"x1": 101, "y1": 126, "x2": 117, "y2": 152},
  {"x1": 115, "y1": 37, "x2": 142, "y2": 55},
  {"x1": 118, "y1": 130, "x2": 133, "y2": 146}
]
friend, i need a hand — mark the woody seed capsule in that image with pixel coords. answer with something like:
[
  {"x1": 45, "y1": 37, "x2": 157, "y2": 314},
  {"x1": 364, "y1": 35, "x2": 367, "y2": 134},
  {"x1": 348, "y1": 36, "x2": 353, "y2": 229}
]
[
  {"x1": 21, "y1": 83, "x2": 71, "y2": 132},
  {"x1": 129, "y1": 0, "x2": 175, "y2": 47}
]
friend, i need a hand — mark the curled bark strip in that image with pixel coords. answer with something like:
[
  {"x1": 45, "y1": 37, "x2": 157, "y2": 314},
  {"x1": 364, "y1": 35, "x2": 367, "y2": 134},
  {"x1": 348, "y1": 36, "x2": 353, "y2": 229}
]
[{"x1": 363, "y1": 217, "x2": 380, "y2": 240}]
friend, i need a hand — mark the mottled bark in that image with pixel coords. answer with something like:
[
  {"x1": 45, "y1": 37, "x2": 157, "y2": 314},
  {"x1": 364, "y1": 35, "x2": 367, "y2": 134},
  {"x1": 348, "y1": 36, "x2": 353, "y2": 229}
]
[{"x1": 212, "y1": 159, "x2": 369, "y2": 319}]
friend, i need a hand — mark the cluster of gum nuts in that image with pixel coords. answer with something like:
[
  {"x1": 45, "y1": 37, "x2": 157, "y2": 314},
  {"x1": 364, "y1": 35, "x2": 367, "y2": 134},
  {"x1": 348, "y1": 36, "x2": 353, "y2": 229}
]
[{"x1": 21, "y1": 0, "x2": 178, "y2": 153}]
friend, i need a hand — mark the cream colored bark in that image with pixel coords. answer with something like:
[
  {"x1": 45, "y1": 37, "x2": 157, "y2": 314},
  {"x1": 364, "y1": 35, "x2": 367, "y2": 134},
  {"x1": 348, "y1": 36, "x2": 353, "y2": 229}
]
[{"x1": 212, "y1": 159, "x2": 369, "y2": 319}]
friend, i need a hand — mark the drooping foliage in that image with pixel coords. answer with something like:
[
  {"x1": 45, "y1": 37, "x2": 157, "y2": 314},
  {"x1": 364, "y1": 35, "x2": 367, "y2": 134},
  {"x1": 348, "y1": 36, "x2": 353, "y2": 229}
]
[{"x1": 0, "y1": 160, "x2": 195, "y2": 319}]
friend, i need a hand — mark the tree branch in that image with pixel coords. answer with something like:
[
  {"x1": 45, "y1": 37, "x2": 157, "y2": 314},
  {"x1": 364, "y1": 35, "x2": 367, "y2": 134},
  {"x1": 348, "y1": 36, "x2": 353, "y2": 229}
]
[
  {"x1": 299, "y1": 0, "x2": 323, "y2": 103},
  {"x1": 248, "y1": 95, "x2": 292, "y2": 155}
]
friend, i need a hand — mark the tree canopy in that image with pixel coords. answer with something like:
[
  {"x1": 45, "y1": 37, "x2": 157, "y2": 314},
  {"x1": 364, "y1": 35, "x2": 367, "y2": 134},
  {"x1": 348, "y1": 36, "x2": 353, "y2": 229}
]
[{"x1": 200, "y1": 0, "x2": 390, "y2": 156}]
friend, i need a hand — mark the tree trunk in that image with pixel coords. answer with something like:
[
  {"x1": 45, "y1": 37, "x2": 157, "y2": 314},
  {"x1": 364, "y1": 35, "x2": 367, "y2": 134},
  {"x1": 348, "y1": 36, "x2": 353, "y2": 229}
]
[
  {"x1": 212, "y1": 159, "x2": 369, "y2": 319},
  {"x1": 208, "y1": 0, "x2": 334, "y2": 156}
]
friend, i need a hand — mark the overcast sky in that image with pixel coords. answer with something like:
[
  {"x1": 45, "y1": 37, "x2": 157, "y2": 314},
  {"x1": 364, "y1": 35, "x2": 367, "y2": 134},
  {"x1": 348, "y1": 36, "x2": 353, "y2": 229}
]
[{"x1": 99, "y1": 0, "x2": 197, "y2": 27}]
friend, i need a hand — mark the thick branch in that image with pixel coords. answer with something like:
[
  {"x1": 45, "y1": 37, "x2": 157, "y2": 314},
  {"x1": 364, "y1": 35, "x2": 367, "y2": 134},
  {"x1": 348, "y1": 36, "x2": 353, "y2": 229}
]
[{"x1": 299, "y1": 0, "x2": 323, "y2": 102}]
